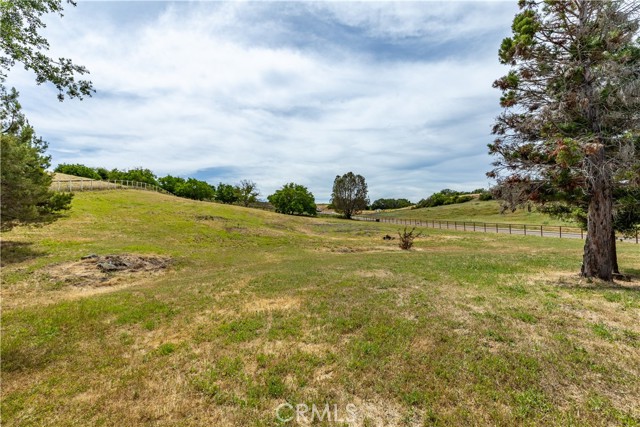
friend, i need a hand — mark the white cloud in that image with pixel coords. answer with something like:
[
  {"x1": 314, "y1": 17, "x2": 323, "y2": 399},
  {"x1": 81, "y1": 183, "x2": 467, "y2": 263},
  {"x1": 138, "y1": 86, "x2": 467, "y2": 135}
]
[{"x1": 8, "y1": 1, "x2": 518, "y2": 202}]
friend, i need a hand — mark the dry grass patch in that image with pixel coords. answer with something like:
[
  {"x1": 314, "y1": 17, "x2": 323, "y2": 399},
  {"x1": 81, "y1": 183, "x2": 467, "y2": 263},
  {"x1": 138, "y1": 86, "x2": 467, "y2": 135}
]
[{"x1": 244, "y1": 296, "x2": 301, "y2": 312}]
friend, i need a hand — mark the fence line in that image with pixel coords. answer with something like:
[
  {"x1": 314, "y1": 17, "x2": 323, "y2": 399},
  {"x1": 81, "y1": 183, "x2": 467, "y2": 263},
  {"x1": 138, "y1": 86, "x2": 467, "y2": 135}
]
[
  {"x1": 350, "y1": 215, "x2": 639, "y2": 244},
  {"x1": 51, "y1": 179, "x2": 174, "y2": 196}
]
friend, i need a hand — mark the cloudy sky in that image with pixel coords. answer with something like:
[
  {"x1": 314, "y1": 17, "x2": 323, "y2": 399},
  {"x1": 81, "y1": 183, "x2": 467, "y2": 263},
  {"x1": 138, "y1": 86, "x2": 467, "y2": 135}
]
[{"x1": 9, "y1": 1, "x2": 519, "y2": 202}]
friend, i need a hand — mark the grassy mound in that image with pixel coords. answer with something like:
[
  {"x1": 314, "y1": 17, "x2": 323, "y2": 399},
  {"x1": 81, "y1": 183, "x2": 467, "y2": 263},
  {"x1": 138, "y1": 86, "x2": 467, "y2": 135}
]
[{"x1": 2, "y1": 190, "x2": 639, "y2": 425}]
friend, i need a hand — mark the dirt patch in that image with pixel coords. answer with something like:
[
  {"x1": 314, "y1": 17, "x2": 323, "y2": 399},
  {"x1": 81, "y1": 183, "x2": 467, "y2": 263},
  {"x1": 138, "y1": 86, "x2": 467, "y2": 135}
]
[{"x1": 45, "y1": 254, "x2": 171, "y2": 288}]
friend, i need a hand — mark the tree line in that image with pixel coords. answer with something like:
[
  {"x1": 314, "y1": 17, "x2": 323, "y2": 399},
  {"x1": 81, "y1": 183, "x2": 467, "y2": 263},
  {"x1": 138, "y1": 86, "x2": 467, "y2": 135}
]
[{"x1": 54, "y1": 163, "x2": 261, "y2": 206}]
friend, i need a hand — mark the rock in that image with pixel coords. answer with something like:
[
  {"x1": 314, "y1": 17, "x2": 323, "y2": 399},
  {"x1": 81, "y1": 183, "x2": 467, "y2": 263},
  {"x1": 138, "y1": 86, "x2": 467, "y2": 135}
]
[{"x1": 97, "y1": 262, "x2": 119, "y2": 272}]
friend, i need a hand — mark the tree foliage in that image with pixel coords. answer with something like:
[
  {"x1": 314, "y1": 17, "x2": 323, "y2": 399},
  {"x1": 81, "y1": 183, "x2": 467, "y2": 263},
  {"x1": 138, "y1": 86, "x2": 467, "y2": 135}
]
[
  {"x1": 490, "y1": 0, "x2": 640, "y2": 280},
  {"x1": 268, "y1": 183, "x2": 317, "y2": 216},
  {"x1": 1, "y1": 87, "x2": 72, "y2": 231},
  {"x1": 330, "y1": 172, "x2": 369, "y2": 219},
  {"x1": 175, "y1": 178, "x2": 215, "y2": 201},
  {"x1": 215, "y1": 183, "x2": 239, "y2": 204},
  {"x1": 415, "y1": 189, "x2": 474, "y2": 209},
  {"x1": 0, "y1": 0, "x2": 94, "y2": 100},
  {"x1": 370, "y1": 198, "x2": 413, "y2": 210},
  {"x1": 54, "y1": 163, "x2": 101, "y2": 179}
]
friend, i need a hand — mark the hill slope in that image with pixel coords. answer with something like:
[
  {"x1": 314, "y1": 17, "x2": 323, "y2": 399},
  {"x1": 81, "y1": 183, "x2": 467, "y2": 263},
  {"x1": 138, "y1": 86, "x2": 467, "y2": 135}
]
[
  {"x1": 2, "y1": 190, "x2": 639, "y2": 426},
  {"x1": 370, "y1": 200, "x2": 573, "y2": 226}
]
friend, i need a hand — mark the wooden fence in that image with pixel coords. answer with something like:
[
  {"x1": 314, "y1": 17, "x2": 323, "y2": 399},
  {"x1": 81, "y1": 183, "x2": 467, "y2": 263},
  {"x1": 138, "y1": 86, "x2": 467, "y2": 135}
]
[
  {"x1": 351, "y1": 215, "x2": 639, "y2": 244},
  {"x1": 51, "y1": 179, "x2": 174, "y2": 196}
]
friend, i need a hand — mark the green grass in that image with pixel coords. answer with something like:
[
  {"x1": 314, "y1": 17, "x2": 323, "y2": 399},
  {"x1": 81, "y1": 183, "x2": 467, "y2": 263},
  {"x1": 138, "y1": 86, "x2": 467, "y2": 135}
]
[
  {"x1": 1, "y1": 190, "x2": 639, "y2": 426},
  {"x1": 369, "y1": 200, "x2": 574, "y2": 226}
]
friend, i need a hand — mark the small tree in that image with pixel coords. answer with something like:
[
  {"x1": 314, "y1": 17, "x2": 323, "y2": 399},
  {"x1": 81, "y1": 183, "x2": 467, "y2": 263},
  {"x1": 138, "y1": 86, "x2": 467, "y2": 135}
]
[
  {"x1": 331, "y1": 172, "x2": 369, "y2": 219},
  {"x1": 235, "y1": 179, "x2": 260, "y2": 207},
  {"x1": 1, "y1": 88, "x2": 72, "y2": 231},
  {"x1": 268, "y1": 183, "x2": 317, "y2": 216},
  {"x1": 215, "y1": 183, "x2": 239, "y2": 204}
]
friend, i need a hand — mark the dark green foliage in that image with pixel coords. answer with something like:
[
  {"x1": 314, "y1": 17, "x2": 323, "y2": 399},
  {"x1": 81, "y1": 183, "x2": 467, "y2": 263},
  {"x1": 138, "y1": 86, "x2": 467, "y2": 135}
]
[
  {"x1": 267, "y1": 183, "x2": 317, "y2": 216},
  {"x1": 174, "y1": 178, "x2": 215, "y2": 201},
  {"x1": 54, "y1": 163, "x2": 101, "y2": 180},
  {"x1": 0, "y1": 0, "x2": 94, "y2": 101},
  {"x1": 215, "y1": 183, "x2": 239, "y2": 205},
  {"x1": 331, "y1": 172, "x2": 369, "y2": 219},
  {"x1": 158, "y1": 175, "x2": 185, "y2": 194},
  {"x1": 370, "y1": 198, "x2": 413, "y2": 210},
  {"x1": 479, "y1": 192, "x2": 493, "y2": 201},
  {"x1": 108, "y1": 168, "x2": 158, "y2": 186},
  {"x1": 1, "y1": 88, "x2": 72, "y2": 231},
  {"x1": 416, "y1": 190, "x2": 474, "y2": 208}
]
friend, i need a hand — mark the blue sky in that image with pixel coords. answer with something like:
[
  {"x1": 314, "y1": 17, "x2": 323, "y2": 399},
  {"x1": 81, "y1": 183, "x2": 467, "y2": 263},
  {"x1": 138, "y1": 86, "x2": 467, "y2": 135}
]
[{"x1": 8, "y1": 1, "x2": 519, "y2": 202}]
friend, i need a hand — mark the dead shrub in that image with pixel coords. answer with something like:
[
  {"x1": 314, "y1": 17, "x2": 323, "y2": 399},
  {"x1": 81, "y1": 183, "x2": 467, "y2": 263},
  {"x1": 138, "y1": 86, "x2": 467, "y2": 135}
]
[{"x1": 398, "y1": 227, "x2": 422, "y2": 250}]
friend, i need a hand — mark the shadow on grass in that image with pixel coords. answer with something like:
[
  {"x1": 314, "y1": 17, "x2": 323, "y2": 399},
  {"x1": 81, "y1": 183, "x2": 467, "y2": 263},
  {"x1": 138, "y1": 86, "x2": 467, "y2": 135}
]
[
  {"x1": 553, "y1": 271, "x2": 640, "y2": 292},
  {"x1": 1, "y1": 241, "x2": 45, "y2": 267}
]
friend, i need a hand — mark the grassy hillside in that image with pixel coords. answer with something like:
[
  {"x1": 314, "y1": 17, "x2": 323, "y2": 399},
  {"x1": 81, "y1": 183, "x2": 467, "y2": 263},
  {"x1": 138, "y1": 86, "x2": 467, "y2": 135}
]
[
  {"x1": 2, "y1": 191, "x2": 639, "y2": 426},
  {"x1": 370, "y1": 200, "x2": 574, "y2": 226}
]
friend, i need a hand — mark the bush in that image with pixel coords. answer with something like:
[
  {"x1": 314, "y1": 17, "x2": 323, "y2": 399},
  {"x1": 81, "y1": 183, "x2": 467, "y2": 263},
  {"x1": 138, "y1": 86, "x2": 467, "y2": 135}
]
[{"x1": 397, "y1": 227, "x2": 422, "y2": 250}]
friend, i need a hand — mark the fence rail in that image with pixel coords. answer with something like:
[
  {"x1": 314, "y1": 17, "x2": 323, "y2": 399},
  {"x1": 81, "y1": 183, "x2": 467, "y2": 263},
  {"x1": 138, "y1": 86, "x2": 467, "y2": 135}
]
[
  {"x1": 350, "y1": 215, "x2": 639, "y2": 244},
  {"x1": 51, "y1": 179, "x2": 174, "y2": 196}
]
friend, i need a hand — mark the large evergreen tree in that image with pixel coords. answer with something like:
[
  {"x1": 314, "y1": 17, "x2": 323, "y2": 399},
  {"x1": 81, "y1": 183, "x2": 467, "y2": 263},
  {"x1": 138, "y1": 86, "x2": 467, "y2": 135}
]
[
  {"x1": 490, "y1": 0, "x2": 640, "y2": 281},
  {"x1": 1, "y1": 88, "x2": 72, "y2": 231},
  {"x1": 1, "y1": 0, "x2": 93, "y2": 231}
]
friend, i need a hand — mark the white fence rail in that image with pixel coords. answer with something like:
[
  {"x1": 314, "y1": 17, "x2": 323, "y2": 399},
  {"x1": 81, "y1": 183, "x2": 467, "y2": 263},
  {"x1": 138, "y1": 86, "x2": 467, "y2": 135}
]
[{"x1": 51, "y1": 179, "x2": 174, "y2": 196}]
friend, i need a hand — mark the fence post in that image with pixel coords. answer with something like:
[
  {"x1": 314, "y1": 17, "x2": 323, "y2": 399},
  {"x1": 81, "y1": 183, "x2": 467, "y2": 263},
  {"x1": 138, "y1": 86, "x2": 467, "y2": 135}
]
[
  {"x1": 463, "y1": 222, "x2": 466, "y2": 231},
  {"x1": 496, "y1": 223, "x2": 498, "y2": 233},
  {"x1": 484, "y1": 223, "x2": 487, "y2": 233},
  {"x1": 581, "y1": 228, "x2": 584, "y2": 239},
  {"x1": 524, "y1": 224, "x2": 527, "y2": 236},
  {"x1": 636, "y1": 229, "x2": 638, "y2": 244},
  {"x1": 540, "y1": 226, "x2": 543, "y2": 237},
  {"x1": 473, "y1": 222, "x2": 476, "y2": 232},
  {"x1": 68, "y1": 180, "x2": 71, "y2": 192},
  {"x1": 559, "y1": 226, "x2": 562, "y2": 239},
  {"x1": 509, "y1": 224, "x2": 512, "y2": 234}
]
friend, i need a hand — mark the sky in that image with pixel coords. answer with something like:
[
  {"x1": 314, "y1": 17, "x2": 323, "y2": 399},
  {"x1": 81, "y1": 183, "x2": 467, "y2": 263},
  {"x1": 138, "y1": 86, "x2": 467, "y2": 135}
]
[{"x1": 8, "y1": 1, "x2": 520, "y2": 203}]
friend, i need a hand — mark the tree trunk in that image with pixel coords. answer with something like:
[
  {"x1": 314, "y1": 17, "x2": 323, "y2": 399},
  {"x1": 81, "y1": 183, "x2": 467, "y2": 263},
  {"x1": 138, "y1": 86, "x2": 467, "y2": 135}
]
[
  {"x1": 611, "y1": 229, "x2": 620, "y2": 276},
  {"x1": 581, "y1": 148, "x2": 615, "y2": 281}
]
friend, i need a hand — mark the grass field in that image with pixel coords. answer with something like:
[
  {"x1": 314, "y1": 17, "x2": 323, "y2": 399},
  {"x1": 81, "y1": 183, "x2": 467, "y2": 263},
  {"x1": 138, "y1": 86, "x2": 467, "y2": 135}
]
[
  {"x1": 2, "y1": 191, "x2": 639, "y2": 426},
  {"x1": 368, "y1": 200, "x2": 573, "y2": 226}
]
